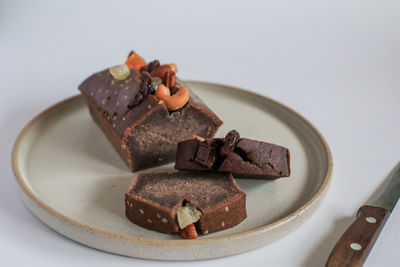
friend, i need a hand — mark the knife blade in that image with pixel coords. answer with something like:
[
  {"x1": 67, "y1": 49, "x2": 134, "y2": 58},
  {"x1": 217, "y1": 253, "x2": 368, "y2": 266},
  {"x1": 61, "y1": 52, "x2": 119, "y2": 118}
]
[{"x1": 326, "y1": 162, "x2": 400, "y2": 267}]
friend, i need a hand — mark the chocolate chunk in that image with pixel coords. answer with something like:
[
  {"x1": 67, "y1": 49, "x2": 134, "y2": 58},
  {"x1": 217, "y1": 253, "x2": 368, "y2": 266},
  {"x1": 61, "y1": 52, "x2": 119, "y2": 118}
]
[
  {"x1": 194, "y1": 142, "x2": 216, "y2": 168},
  {"x1": 175, "y1": 140, "x2": 213, "y2": 171}
]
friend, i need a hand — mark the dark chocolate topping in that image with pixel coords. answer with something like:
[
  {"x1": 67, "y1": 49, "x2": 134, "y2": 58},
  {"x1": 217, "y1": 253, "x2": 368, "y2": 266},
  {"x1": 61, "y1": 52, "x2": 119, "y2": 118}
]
[
  {"x1": 129, "y1": 171, "x2": 241, "y2": 210},
  {"x1": 79, "y1": 68, "x2": 156, "y2": 136},
  {"x1": 79, "y1": 68, "x2": 141, "y2": 113}
]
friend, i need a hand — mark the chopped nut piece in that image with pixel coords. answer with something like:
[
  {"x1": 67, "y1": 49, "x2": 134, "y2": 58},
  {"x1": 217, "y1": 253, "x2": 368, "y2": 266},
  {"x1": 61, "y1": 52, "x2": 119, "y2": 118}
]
[
  {"x1": 155, "y1": 84, "x2": 189, "y2": 111},
  {"x1": 179, "y1": 223, "x2": 198, "y2": 239},
  {"x1": 109, "y1": 64, "x2": 131, "y2": 80},
  {"x1": 192, "y1": 134, "x2": 205, "y2": 142},
  {"x1": 150, "y1": 65, "x2": 176, "y2": 88},
  {"x1": 167, "y1": 63, "x2": 178, "y2": 73},
  {"x1": 176, "y1": 203, "x2": 201, "y2": 229}
]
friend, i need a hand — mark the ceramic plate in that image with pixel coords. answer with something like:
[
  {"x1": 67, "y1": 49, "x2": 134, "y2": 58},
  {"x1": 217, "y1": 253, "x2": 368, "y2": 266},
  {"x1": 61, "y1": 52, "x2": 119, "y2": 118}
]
[{"x1": 12, "y1": 81, "x2": 332, "y2": 260}]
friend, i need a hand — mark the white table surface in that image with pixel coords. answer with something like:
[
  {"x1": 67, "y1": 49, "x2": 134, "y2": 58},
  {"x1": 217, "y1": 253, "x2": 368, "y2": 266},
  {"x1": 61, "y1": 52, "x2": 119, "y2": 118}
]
[{"x1": 1, "y1": 1, "x2": 399, "y2": 266}]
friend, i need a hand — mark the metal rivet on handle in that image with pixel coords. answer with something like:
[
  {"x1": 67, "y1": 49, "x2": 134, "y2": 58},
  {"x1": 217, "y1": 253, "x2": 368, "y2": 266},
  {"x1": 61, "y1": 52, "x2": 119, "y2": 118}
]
[
  {"x1": 350, "y1": 243, "x2": 362, "y2": 251},
  {"x1": 366, "y1": 217, "x2": 377, "y2": 223}
]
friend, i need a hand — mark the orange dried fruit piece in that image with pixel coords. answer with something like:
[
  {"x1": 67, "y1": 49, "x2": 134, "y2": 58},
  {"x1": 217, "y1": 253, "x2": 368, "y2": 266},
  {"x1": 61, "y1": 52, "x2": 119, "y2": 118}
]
[{"x1": 125, "y1": 51, "x2": 146, "y2": 70}]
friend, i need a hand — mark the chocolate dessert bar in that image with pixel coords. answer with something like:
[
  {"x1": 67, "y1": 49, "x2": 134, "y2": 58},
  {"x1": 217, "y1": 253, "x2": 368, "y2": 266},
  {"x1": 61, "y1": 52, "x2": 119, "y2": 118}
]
[
  {"x1": 175, "y1": 130, "x2": 290, "y2": 179},
  {"x1": 79, "y1": 51, "x2": 222, "y2": 171},
  {"x1": 125, "y1": 171, "x2": 247, "y2": 239}
]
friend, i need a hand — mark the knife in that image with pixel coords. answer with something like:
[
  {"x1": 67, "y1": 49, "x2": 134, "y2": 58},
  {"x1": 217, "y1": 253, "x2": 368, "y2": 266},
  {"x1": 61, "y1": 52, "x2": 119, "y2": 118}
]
[{"x1": 326, "y1": 162, "x2": 400, "y2": 267}]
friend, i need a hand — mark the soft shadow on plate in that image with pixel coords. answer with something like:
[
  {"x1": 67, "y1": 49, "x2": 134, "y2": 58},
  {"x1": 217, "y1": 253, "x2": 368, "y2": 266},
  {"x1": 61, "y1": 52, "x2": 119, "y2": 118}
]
[{"x1": 69, "y1": 120, "x2": 127, "y2": 170}]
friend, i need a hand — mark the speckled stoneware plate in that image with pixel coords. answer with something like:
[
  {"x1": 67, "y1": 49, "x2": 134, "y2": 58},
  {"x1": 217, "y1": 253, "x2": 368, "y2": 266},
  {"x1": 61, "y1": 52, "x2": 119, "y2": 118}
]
[{"x1": 12, "y1": 81, "x2": 332, "y2": 260}]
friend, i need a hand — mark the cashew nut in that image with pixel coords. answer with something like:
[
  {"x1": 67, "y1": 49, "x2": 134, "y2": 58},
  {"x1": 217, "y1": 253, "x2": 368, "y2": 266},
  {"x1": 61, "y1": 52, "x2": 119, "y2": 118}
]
[{"x1": 155, "y1": 84, "x2": 190, "y2": 111}]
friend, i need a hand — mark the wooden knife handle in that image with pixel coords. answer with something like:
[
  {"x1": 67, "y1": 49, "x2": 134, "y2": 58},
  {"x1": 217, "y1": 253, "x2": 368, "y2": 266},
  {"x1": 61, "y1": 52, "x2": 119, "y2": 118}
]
[{"x1": 325, "y1": 205, "x2": 390, "y2": 267}]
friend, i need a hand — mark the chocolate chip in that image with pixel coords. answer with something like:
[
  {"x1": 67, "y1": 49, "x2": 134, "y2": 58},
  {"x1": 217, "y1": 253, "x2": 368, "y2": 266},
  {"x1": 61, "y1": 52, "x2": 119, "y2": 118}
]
[{"x1": 220, "y1": 130, "x2": 240, "y2": 157}]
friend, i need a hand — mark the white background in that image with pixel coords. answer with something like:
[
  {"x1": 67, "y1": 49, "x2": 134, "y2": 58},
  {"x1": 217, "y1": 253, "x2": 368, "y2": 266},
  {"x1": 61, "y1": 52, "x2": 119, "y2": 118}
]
[{"x1": 1, "y1": 1, "x2": 400, "y2": 266}]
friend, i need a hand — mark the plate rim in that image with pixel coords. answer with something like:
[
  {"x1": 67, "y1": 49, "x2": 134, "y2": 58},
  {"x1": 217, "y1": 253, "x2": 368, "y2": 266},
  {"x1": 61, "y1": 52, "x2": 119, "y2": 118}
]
[{"x1": 11, "y1": 80, "x2": 333, "y2": 247}]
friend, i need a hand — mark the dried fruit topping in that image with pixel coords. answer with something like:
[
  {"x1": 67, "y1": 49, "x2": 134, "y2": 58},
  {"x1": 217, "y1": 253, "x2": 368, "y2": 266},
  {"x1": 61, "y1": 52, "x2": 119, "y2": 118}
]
[
  {"x1": 151, "y1": 77, "x2": 162, "y2": 87},
  {"x1": 125, "y1": 51, "x2": 146, "y2": 70},
  {"x1": 221, "y1": 130, "x2": 240, "y2": 157},
  {"x1": 150, "y1": 65, "x2": 176, "y2": 88},
  {"x1": 177, "y1": 203, "x2": 201, "y2": 229},
  {"x1": 179, "y1": 223, "x2": 198, "y2": 239},
  {"x1": 141, "y1": 60, "x2": 160, "y2": 73},
  {"x1": 109, "y1": 64, "x2": 131, "y2": 80},
  {"x1": 140, "y1": 71, "x2": 153, "y2": 97},
  {"x1": 155, "y1": 84, "x2": 190, "y2": 111}
]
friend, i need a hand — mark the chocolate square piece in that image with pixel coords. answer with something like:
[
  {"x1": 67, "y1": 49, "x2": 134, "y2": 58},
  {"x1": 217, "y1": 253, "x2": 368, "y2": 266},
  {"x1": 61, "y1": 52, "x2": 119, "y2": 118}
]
[{"x1": 79, "y1": 67, "x2": 222, "y2": 171}]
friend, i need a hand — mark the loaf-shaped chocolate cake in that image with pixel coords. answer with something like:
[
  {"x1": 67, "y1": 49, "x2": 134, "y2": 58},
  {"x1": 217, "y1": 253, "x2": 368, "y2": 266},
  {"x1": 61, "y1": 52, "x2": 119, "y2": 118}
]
[
  {"x1": 125, "y1": 171, "x2": 247, "y2": 239},
  {"x1": 79, "y1": 51, "x2": 222, "y2": 171},
  {"x1": 175, "y1": 130, "x2": 290, "y2": 179}
]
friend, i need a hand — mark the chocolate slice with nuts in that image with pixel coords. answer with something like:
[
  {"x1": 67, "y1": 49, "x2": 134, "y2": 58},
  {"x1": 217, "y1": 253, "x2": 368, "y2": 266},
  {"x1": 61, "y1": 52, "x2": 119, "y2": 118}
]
[
  {"x1": 125, "y1": 171, "x2": 247, "y2": 238},
  {"x1": 175, "y1": 130, "x2": 291, "y2": 179},
  {"x1": 78, "y1": 50, "x2": 223, "y2": 171}
]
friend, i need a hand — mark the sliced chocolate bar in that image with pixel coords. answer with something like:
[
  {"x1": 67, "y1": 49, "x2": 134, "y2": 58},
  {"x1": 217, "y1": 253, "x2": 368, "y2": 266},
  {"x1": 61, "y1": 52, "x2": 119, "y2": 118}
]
[
  {"x1": 175, "y1": 130, "x2": 291, "y2": 179},
  {"x1": 79, "y1": 51, "x2": 222, "y2": 171},
  {"x1": 125, "y1": 171, "x2": 247, "y2": 238}
]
